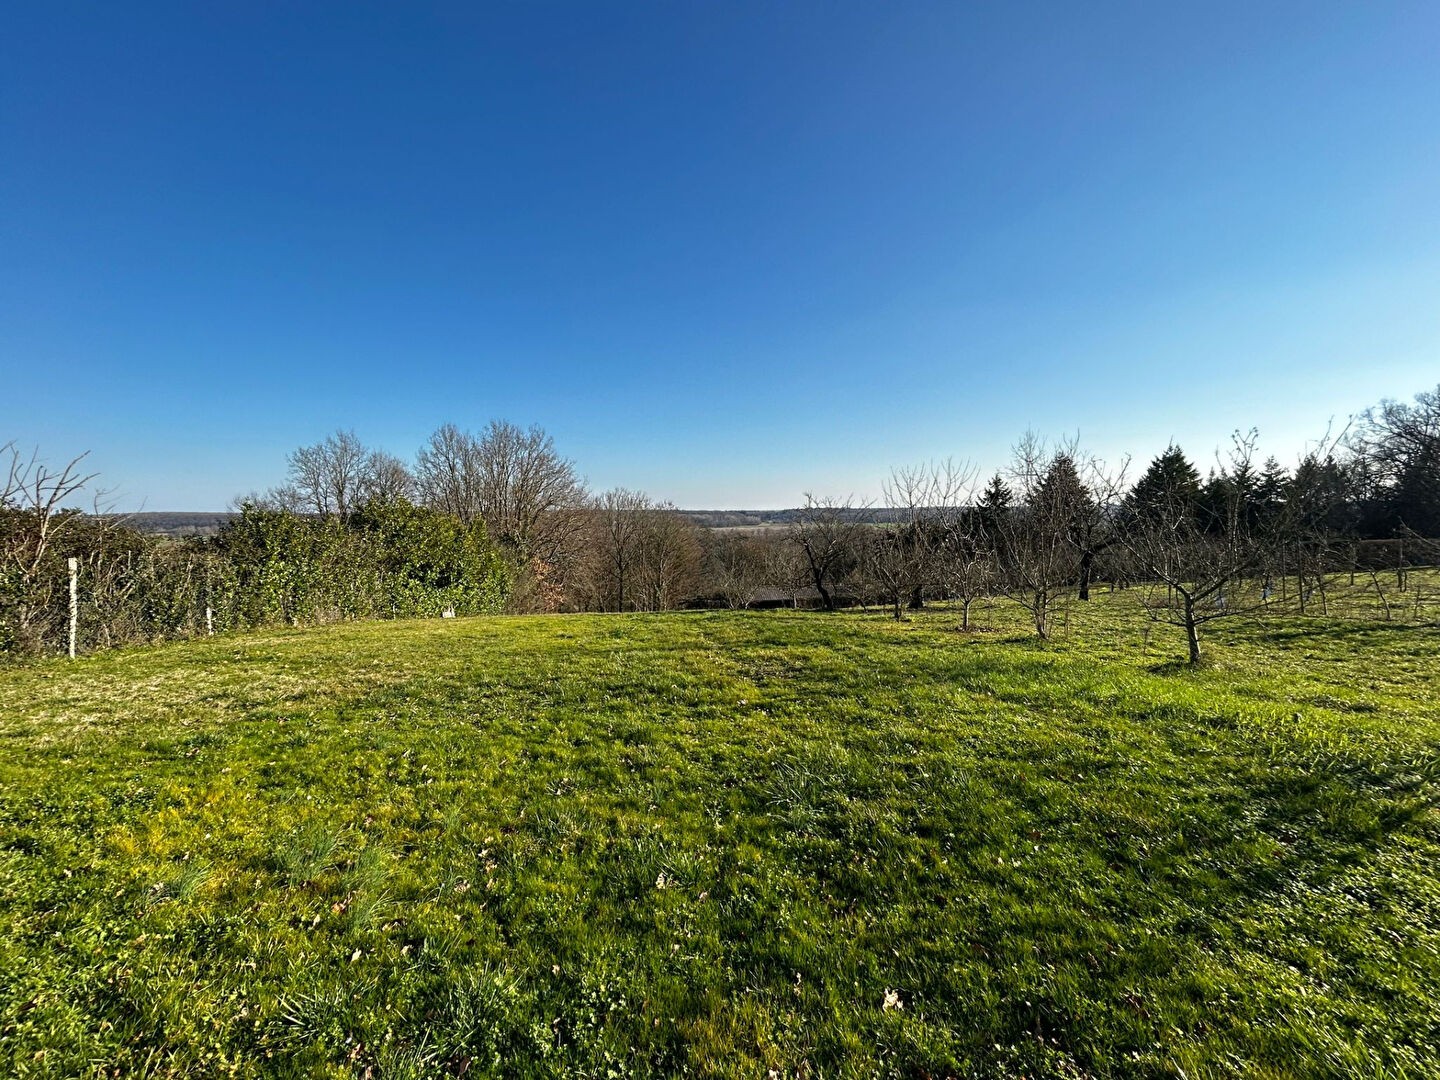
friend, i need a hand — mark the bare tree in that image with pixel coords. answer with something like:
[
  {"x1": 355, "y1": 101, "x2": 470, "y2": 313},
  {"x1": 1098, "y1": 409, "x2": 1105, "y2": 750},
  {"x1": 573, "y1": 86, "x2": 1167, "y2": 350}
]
[
  {"x1": 702, "y1": 530, "x2": 768, "y2": 609},
  {"x1": 984, "y1": 434, "x2": 1126, "y2": 634},
  {"x1": 285, "y1": 444, "x2": 327, "y2": 513},
  {"x1": 864, "y1": 530, "x2": 910, "y2": 620},
  {"x1": 936, "y1": 502, "x2": 996, "y2": 632},
  {"x1": 869, "y1": 460, "x2": 974, "y2": 619},
  {"x1": 1, "y1": 443, "x2": 99, "y2": 653},
  {"x1": 589, "y1": 487, "x2": 649, "y2": 611},
  {"x1": 763, "y1": 533, "x2": 810, "y2": 608},
  {"x1": 415, "y1": 422, "x2": 483, "y2": 523},
  {"x1": 231, "y1": 484, "x2": 304, "y2": 513},
  {"x1": 788, "y1": 495, "x2": 868, "y2": 612},
  {"x1": 415, "y1": 421, "x2": 589, "y2": 610},
  {"x1": 1349, "y1": 384, "x2": 1440, "y2": 536},
  {"x1": 632, "y1": 502, "x2": 704, "y2": 612},
  {"x1": 1120, "y1": 432, "x2": 1282, "y2": 664},
  {"x1": 359, "y1": 450, "x2": 414, "y2": 504},
  {"x1": 944, "y1": 531, "x2": 995, "y2": 630},
  {"x1": 1070, "y1": 456, "x2": 1129, "y2": 602},
  {"x1": 987, "y1": 434, "x2": 1085, "y2": 638},
  {"x1": 869, "y1": 466, "x2": 931, "y2": 619},
  {"x1": 1124, "y1": 517, "x2": 1265, "y2": 665},
  {"x1": 286, "y1": 430, "x2": 369, "y2": 516},
  {"x1": 472, "y1": 421, "x2": 587, "y2": 558}
]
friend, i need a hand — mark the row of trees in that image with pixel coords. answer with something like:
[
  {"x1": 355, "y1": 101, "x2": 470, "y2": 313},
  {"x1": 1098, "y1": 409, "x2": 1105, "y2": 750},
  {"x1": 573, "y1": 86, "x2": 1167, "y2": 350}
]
[
  {"x1": 768, "y1": 392, "x2": 1440, "y2": 662},
  {"x1": 247, "y1": 422, "x2": 591, "y2": 611},
  {"x1": 4, "y1": 384, "x2": 1437, "y2": 660}
]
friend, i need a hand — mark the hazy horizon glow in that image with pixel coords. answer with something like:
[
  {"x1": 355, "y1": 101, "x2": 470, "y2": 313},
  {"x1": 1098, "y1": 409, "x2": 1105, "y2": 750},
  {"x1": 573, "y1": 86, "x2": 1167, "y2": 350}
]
[{"x1": 3, "y1": 3, "x2": 1438, "y2": 511}]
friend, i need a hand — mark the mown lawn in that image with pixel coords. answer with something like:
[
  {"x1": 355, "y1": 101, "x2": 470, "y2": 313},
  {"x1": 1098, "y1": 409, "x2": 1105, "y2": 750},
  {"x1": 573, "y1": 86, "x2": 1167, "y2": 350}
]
[{"x1": 1, "y1": 590, "x2": 1438, "y2": 1078}]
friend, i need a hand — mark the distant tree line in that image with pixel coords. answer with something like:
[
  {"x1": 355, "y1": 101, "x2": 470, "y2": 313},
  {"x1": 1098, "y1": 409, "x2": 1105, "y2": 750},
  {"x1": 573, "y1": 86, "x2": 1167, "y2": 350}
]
[{"x1": 3, "y1": 384, "x2": 1437, "y2": 661}]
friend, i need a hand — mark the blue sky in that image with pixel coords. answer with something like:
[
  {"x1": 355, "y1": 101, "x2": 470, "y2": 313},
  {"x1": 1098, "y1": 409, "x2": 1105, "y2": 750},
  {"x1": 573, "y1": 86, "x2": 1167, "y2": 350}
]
[{"x1": 3, "y1": 2, "x2": 1438, "y2": 510}]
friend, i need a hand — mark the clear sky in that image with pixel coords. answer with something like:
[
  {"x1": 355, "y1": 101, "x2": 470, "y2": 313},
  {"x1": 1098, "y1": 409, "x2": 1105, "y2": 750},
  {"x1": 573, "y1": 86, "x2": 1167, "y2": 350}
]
[{"x1": 3, "y1": 2, "x2": 1438, "y2": 510}]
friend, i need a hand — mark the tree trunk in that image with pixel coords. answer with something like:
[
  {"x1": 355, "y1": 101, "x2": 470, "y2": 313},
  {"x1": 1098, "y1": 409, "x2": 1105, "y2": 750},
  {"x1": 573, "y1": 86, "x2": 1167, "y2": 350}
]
[
  {"x1": 1078, "y1": 550, "x2": 1094, "y2": 601},
  {"x1": 1183, "y1": 596, "x2": 1201, "y2": 665},
  {"x1": 1369, "y1": 571, "x2": 1392, "y2": 620},
  {"x1": 815, "y1": 579, "x2": 834, "y2": 612},
  {"x1": 961, "y1": 597, "x2": 971, "y2": 631},
  {"x1": 802, "y1": 544, "x2": 835, "y2": 612},
  {"x1": 908, "y1": 585, "x2": 924, "y2": 610}
]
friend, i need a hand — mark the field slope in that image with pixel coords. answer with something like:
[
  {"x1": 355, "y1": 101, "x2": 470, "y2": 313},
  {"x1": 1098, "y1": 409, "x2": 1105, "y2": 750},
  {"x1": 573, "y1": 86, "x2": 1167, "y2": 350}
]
[{"x1": 2, "y1": 601, "x2": 1439, "y2": 1078}]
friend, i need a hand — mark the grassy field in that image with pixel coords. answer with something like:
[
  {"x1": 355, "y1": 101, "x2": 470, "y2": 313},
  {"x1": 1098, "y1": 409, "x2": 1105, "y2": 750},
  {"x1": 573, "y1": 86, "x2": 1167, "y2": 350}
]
[{"x1": 2, "y1": 589, "x2": 1439, "y2": 1078}]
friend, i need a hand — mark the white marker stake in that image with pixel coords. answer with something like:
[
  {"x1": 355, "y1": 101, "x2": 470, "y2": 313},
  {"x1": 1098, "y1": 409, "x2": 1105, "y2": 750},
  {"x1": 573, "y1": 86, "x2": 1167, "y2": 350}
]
[{"x1": 67, "y1": 556, "x2": 78, "y2": 659}]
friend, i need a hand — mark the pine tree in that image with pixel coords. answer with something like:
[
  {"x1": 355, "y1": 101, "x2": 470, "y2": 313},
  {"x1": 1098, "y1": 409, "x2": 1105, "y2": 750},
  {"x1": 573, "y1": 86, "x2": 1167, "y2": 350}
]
[
  {"x1": 1125, "y1": 445, "x2": 1201, "y2": 524},
  {"x1": 1033, "y1": 455, "x2": 1093, "y2": 520},
  {"x1": 979, "y1": 472, "x2": 1012, "y2": 513},
  {"x1": 1255, "y1": 457, "x2": 1289, "y2": 524},
  {"x1": 1035, "y1": 454, "x2": 1110, "y2": 600}
]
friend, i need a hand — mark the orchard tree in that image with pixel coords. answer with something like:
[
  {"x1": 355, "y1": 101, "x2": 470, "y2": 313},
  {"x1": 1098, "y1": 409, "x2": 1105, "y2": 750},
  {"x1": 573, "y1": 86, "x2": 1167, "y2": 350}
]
[
  {"x1": 703, "y1": 530, "x2": 769, "y2": 610},
  {"x1": 1119, "y1": 432, "x2": 1329, "y2": 664},
  {"x1": 869, "y1": 460, "x2": 973, "y2": 619},
  {"x1": 936, "y1": 507, "x2": 996, "y2": 631},
  {"x1": 763, "y1": 534, "x2": 811, "y2": 608},
  {"x1": 1037, "y1": 452, "x2": 1117, "y2": 601},
  {"x1": 989, "y1": 436, "x2": 1080, "y2": 638},
  {"x1": 990, "y1": 434, "x2": 1122, "y2": 634},
  {"x1": 789, "y1": 495, "x2": 868, "y2": 612}
]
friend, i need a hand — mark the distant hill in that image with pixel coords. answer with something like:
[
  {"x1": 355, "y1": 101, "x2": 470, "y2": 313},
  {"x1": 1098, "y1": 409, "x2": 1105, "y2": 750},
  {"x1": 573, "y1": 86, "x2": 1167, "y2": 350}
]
[
  {"x1": 683, "y1": 507, "x2": 907, "y2": 527},
  {"x1": 121, "y1": 512, "x2": 237, "y2": 537},
  {"x1": 120, "y1": 508, "x2": 891, "y2": 538},
  {"x1": 680, "y1": 509, "x2": 800, "y2": 528}
]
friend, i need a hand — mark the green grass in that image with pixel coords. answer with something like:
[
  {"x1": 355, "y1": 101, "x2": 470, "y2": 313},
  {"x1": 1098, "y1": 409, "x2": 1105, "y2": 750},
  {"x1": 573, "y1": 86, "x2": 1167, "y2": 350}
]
[{"x1": 2, "y1": 587, "x2": 1439, "y2": 1078}]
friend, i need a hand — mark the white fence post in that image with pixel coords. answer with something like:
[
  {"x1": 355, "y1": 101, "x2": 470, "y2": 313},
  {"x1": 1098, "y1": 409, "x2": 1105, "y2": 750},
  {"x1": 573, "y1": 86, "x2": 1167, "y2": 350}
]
[{"x1": 67, "y1": 556, "x2": 78, "y2": 659}]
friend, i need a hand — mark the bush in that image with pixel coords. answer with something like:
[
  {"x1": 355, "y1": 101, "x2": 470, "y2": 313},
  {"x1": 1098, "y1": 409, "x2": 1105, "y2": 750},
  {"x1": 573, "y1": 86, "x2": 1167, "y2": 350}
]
[{"x1": 0, "y1": 499, "x2": 511, "y2": 657}]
